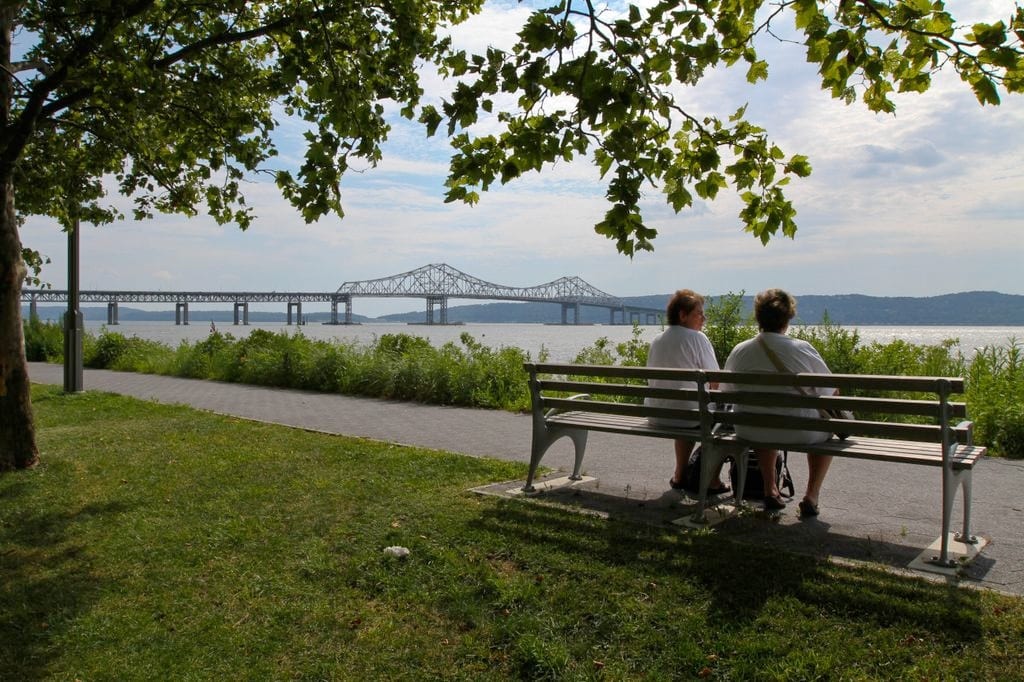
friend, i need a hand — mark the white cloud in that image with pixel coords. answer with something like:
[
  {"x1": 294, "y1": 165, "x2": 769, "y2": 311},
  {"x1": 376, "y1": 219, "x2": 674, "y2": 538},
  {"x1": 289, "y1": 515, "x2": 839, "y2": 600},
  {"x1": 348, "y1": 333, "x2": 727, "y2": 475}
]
[{"x1": 19, "y1": 0, "x2": 1024, "y2": 317}]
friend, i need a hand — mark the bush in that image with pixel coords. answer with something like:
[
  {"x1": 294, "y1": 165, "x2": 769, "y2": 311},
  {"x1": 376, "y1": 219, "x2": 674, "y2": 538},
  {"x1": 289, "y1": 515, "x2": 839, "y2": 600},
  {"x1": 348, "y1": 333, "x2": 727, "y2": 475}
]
[
  {"x1": 966, "y1": 341, "x2": 1024, "y2": 458},
  {"x1": 791, "y1": 314, "x2": 862, "y2": 375},
  {"x1": 84, "y1": 329, "x2": 174, "y2": 372},
  {"x1": 23, "y1": 318, "x2": 64, "y2": 362},
  {"x1": 704, "y1": 292, "x2": 756, "y2": 366}
]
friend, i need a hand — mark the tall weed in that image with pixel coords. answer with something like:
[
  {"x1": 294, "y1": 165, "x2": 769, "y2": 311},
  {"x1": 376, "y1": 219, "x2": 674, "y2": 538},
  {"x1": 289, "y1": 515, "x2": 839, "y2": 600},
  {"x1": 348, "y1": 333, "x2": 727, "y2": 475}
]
[
  {"x1": 23, "y1": 318, "x2": 64, "y2": 362},
  {"x1": 791, "y1": 314, "x2": 862, "y2": 375},
  {"x1": 704, "y1": 292, "x2": 756, "y2": 366},
  {"x1": 967, "y1": 341, "x2": 1024, "y2": 458}
]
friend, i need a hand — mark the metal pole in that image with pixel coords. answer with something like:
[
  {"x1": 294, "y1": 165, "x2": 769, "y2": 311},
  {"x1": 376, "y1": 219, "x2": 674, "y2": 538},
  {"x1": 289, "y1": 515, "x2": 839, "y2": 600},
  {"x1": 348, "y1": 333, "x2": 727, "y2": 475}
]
[{"x1": 63, "y1": 217, "x2": 84, "y2": 393}]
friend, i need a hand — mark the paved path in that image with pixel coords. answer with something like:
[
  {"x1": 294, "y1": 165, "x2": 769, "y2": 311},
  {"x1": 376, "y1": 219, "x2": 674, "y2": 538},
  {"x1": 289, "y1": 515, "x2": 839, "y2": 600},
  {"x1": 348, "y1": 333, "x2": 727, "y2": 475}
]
[{"x1": 28, "y1": 362, "x2": 1024, "y2": 595}]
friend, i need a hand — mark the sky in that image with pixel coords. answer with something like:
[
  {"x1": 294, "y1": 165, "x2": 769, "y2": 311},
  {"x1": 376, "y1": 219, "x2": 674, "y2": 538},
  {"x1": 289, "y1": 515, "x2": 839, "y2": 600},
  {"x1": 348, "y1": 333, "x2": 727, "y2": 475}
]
[{"x1": 19, "y1": 1, "x2": 1024, "y2": 317}]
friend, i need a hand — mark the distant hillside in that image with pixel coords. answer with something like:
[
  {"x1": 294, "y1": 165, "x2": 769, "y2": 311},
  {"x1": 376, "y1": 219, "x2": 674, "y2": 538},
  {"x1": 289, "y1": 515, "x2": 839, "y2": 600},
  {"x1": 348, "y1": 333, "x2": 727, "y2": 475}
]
[
  {"x1": 377, "y1": 291, "x2": 1024, "y2": 325},
  {"x1": 23, "y1": 291, "x2": 1024, "y2": 326}
]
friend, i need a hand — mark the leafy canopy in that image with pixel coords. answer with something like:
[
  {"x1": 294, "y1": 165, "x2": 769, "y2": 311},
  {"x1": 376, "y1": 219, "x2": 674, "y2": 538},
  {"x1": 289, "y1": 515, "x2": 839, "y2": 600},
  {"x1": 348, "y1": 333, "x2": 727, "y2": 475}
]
[
  {"x1": 4, "y1": 0, "x2": 478, "y2": 234},
  {"x1": 421, "y1": 0, "x2": 1024, "y2": 254},
  {"x1": 3, "y1": 1, "x2": 1022, "y2": 261}
]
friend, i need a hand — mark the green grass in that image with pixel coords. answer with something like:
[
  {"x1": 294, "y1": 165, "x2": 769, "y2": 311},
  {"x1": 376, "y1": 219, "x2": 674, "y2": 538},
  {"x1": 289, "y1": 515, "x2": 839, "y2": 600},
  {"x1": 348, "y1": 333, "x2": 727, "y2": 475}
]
[{"x1": 4, "y1": 386, "x2": 1024, "y2": 680}]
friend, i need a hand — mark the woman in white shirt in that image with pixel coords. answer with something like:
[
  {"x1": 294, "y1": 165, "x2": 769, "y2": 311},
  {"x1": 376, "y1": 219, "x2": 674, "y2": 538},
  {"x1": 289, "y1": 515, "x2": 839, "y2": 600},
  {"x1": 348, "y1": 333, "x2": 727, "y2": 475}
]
[
  {"x1": 645, "y1": 289, "x2": 728, "y2": 494},
  {"x1": 723, "y1": 289, "x2": 835, "y2": 516}
]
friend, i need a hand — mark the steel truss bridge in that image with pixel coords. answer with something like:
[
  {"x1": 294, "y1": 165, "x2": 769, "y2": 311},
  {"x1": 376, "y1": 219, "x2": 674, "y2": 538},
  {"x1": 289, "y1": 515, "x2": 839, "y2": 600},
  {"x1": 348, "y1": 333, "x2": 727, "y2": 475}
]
[{"x1": 21, "y1": 263, "x2": 663, "y2": 326}]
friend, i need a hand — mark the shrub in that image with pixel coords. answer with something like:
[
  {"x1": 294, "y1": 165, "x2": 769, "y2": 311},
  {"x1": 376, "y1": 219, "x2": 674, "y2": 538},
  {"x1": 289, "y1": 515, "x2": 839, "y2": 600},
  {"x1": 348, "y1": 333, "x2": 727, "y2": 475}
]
[
  {"x1": 966, "y1": 341, "x2": 1024, "y2": 458},
  {"x1": 704, "y1": 292, "x2": 756, "y2": 366},
  {"x1": 23, "y1": 318, "x2": 64, "y2": 362},
  {"x1": 791, "y1": 314, "x2": 862, "y2": 375}
]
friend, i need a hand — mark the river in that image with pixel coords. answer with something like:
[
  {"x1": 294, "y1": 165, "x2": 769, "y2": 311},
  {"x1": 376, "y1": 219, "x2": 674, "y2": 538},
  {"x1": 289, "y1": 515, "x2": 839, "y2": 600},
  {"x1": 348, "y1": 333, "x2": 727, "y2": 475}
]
[{"x1": 80, "y1": 321, "x2": 1023, "y2": 363}]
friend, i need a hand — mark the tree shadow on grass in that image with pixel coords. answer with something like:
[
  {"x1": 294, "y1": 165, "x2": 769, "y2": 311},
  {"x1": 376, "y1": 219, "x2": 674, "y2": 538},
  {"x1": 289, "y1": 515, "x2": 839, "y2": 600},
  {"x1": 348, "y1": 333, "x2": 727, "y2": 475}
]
[
  {"x1": 470, "y1": 496, "x2": 984, "y2": 645},
  {"x1": 0, "y1": 479, "x2": 134, "y2": 680}
]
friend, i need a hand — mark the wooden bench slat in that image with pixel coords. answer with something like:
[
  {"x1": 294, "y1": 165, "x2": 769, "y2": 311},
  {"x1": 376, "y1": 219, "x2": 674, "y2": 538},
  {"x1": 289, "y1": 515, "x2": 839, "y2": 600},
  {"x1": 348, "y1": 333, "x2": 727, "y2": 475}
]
[
  {"x1": 546, "y1": 411, "x2": 701, "y2": 439},
  {"x1": 711, "y1": 389, "x2": 966, "y2": 419},
  {"x1": 708, "y1": 410, "x2": 966, "y2": 442},
  {"x1": 541, "y1": 397, "x2": 700, "y2": 423},
  {"x1": 528, "y1": 363, "x2": 965, "y2": 394},
  {"x1": 539, "y1": 379, "x2": 700, "y2": 402},
  {"x1": 711, "y1": 432, "x2": 981, "y2": 468}
]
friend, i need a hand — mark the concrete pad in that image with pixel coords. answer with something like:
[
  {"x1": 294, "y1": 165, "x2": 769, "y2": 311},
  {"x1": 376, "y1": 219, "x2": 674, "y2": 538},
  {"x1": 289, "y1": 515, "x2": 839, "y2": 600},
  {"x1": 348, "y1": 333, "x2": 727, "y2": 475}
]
[
  {"x1": 908, "y1": 533, "x2": 991, "y2": 576},
  {"x1": 504, "y1": 475, "x2": 596, "y2": 496},
  {"x1": 671, "y1": 503, "x2": 740, "y2": 529}
]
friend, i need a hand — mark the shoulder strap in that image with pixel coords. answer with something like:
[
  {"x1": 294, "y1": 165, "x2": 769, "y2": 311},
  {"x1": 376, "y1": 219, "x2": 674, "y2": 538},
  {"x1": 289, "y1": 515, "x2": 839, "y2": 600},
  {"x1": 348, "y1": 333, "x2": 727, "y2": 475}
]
[
  {"x1": 757, "y1": 334, "x2": 790, "y2": 374},
  {"x1": 757, "y1": 336, "x2": 833, "y2": 421}
]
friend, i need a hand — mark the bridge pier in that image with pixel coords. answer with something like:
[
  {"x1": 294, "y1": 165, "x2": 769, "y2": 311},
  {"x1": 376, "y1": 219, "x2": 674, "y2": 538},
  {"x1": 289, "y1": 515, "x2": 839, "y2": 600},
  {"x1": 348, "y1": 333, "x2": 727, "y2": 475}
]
[
  {"x1": 29, "y1": 295, "x2": 37, "y2": 321},
  {"x1": 560, "y1": 302, "x2": 581, "y2": 325},
  {"x1": 323, "y1": 295, "x2": 354, "y2": 325},
  {"x1": 107, "y1": 301, "x2": 119, "y2": 325},
  {"x1": 233, "y1": 302, "x2": 249, "y2": 325},
  {"x1": 425, "y1": 295, "x2": 448, "y2": 325},
  {"x1": 287, "y1": 300, "x2": 303, "y2": 325},
  {"x1": 175, "y1": 302, "x2": 189, "y2": 325}
]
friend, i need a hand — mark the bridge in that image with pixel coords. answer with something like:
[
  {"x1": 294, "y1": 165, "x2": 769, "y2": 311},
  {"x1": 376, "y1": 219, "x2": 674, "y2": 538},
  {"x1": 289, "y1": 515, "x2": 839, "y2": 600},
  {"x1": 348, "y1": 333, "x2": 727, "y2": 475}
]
[{"x1": 21, "y1": 263, "x2": 663, "y2": 326}]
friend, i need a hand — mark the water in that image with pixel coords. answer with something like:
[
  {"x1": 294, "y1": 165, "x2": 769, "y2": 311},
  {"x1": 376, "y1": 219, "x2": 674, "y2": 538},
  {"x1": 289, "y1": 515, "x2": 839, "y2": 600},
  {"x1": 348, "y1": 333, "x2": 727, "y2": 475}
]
[{"x1": 80, "y1": 320, "x2": 1023, "y2": 362}]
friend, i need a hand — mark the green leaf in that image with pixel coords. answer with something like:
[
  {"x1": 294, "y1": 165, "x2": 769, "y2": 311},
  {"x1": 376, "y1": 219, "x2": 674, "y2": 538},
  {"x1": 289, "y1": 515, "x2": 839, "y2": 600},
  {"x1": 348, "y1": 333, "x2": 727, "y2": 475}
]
[
  {"x1": 746, "y1": 60, "x2": 768, "y2": 83},
  {"x1": 970, "y1": 75, "x2": 1001, "y2": 105}
]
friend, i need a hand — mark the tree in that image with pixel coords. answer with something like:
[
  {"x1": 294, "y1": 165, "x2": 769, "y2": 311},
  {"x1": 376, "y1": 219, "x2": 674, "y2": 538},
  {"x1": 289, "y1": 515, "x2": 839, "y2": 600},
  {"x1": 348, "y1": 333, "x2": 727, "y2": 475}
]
[
  {"x1": 1, "y1": 0, "x2": 477, "y2": 471},
  {"x1": 425, "y1": 0, "x2": 1023, "y2": 254},
  {"x1": 2, "y1": 1, "x2": 1022, "y2": 472}
]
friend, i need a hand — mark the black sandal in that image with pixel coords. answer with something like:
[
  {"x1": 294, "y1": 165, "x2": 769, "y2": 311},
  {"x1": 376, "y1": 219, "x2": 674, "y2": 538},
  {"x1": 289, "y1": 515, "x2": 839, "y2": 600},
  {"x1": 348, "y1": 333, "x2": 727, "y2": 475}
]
[
  {"x1": 764, "y1": 495, "x2": 787, "y2": 511},
  {"x1": 798, "y1": 499, "x2": 820, "y2": 517},
  {"x1": 669, "y1": 477, "x2": 687, "y2": 491}
]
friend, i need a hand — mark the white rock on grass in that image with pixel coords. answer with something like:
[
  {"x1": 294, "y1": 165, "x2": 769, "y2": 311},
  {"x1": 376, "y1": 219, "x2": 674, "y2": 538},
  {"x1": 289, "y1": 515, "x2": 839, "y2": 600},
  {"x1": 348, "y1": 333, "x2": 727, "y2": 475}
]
[{"x1": 383, "y1": 546, "x2": 410, "y2": 559}]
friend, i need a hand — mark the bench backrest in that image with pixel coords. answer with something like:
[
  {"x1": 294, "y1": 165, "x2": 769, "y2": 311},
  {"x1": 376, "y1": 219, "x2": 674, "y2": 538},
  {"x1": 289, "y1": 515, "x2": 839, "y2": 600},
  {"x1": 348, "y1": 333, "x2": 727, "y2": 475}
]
[{"x1": 524, "y1": 362, "x2": 972, "y2": 445}]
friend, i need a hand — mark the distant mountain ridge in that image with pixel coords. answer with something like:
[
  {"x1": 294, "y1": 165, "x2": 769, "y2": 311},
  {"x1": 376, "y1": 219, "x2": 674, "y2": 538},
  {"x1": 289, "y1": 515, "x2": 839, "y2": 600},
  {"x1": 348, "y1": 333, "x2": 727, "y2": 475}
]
[
  {"x1": 376, "y1": 291, "x2": 1024, "y2": 325},
  {"x1": 24, "y1": 291, "x2": 1024, "y2": 326}
]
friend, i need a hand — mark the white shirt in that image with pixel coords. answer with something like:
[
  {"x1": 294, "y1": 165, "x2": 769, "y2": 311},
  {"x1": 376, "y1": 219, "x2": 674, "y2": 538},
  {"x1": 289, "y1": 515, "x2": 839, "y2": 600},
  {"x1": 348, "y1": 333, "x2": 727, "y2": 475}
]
[
  {"x1": 722, "y1": 332, "x2": 833, "y2": 444},
  {"x1": 644, "y1": 325, "x2": 719, "y2": 427}
]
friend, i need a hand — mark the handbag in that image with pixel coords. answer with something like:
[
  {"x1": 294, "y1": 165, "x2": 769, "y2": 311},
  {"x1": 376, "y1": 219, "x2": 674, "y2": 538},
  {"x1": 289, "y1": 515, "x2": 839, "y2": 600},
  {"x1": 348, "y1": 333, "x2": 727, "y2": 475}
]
[
  {"x1": 728, "y1": 448, "x2": 795, "y2": 500},
  {"x1": 756, "y1": 336, "x2": 854, "y2": 441}
]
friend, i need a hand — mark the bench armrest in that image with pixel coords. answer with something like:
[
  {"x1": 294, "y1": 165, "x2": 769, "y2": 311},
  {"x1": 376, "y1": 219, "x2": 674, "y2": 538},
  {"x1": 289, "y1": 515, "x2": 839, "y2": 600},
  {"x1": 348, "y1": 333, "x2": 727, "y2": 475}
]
[
  {"x1": 954, "y1": 420, "x2": 975, "y2": 446},
  {"x1": 545, "y1": 393, "x2": 591, "y2": 418}
]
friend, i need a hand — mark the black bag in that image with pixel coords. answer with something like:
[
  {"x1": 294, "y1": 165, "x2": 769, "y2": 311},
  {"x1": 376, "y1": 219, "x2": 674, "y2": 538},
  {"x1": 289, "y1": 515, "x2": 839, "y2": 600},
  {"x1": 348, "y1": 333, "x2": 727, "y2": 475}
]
[
  {"x1": 681, "y1": 446, "x2": 704, "y2": 495},
  {"x1": 728, "y1": 449, "x2": 795, "y2": 500},
  {"x1": 681, "y1": 446, "x2": 729, "y2": 496},
  {"x1": 824, "y1": 408, "x2": 856, "y2": 441}
]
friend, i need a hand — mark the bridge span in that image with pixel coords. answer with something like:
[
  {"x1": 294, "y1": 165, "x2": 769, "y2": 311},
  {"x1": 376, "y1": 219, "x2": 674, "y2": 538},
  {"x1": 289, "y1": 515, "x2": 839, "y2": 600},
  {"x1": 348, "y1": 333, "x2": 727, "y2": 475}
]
[{"x1": 21, "y1": 263, "x2": 663, "y2": 326}]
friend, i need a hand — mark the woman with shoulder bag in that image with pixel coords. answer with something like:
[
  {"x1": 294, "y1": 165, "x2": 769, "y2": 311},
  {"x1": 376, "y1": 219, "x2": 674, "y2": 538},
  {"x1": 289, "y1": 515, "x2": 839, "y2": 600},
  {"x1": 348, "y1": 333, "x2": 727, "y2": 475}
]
[{"x1": 721, "y1": 289, "x2": 838, "y2": 518}]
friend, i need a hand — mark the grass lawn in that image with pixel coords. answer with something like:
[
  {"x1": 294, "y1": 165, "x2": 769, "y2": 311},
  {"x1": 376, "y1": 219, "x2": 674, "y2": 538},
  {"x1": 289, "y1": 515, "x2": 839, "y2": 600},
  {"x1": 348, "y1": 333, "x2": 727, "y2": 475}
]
[{"x1": 3, "y1": 386, "x2": 1023, "y2": 680}]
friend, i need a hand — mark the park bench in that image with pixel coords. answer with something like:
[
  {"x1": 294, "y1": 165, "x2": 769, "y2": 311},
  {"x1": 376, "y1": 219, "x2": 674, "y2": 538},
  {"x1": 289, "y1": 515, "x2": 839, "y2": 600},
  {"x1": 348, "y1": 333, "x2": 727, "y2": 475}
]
[{"x1": 523, "y1": 362, "x2": 987, "y2": 566}]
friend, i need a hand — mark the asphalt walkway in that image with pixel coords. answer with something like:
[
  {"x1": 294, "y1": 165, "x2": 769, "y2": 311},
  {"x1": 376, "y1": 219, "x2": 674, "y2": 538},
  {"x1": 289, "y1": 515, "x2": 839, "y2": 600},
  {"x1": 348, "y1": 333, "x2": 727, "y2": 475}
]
[{"x1": 28, "y1": 362, "x2": 1024, "y2": 595}]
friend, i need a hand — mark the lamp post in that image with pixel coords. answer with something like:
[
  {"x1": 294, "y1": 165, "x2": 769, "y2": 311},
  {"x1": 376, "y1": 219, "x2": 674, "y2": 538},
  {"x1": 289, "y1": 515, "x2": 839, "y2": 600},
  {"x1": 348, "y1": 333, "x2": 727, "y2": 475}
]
[{"x1": 63, "y1": 215, "x2": 83, "y2": 392}]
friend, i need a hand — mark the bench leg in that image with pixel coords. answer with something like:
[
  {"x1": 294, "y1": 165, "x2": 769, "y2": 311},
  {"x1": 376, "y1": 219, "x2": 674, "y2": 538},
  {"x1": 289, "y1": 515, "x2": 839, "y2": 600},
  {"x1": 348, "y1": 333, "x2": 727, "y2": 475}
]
[
  {"x1": 955, "y1": 469, "x2": 977, "y2": 545},
  {"x1": 691, "y1": 443, "x2": 745, "y2": 523},
  {"x1": 567, "y1": 429, "x2": 588, "y2": 481},
  {"x1": 933, "y1": 466, "x2": 977, "y2": 566},
  {"x1": 523, "y1": 425, "x2": 588, "y2": 493}
]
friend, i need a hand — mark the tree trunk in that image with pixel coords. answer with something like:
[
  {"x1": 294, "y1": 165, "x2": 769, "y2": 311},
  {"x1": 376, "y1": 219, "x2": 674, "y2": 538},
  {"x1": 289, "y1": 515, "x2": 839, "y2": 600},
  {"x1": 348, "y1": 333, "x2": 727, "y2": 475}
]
[{"x1": 0, "y1": 171, "x2": 39, "y2": 472}]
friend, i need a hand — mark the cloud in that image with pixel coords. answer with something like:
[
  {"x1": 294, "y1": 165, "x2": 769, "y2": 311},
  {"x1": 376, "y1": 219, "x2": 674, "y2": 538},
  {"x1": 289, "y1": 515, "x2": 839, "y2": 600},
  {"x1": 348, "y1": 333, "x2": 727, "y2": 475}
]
[{"x1": 857, "y1": 142, "x2": 946, "y2": 169}]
